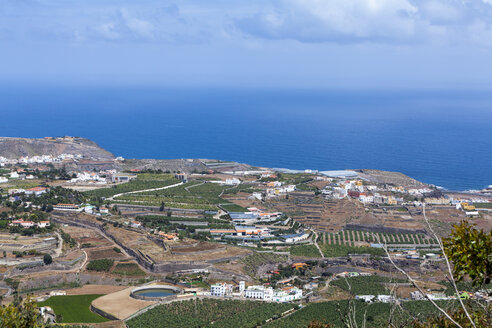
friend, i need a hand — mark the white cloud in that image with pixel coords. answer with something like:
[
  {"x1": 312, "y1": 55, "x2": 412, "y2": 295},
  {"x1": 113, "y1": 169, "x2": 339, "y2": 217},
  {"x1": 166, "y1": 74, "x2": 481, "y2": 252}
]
[
  {"x1": 234, "y1": 0, "x2": 419, "y2": 43},
  {"x1": 233, "y1": 0, "x2": 492, "y2": 46},
  {"x1": 1, "y1": 0, "x2": 492, "y2": 47}
]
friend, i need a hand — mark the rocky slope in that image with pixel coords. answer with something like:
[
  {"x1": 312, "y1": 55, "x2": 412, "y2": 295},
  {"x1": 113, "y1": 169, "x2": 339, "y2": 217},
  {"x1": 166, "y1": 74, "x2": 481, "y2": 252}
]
[
  {"x1": 0, "y1": 136, "x2": 114, "y2": 160},
  {"x1": 355, "y1": 169, "x2": 428, "y2": 188}
]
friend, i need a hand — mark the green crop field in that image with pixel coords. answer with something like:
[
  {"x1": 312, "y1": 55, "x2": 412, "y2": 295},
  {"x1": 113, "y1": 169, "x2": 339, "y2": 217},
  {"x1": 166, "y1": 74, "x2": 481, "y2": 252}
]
[
  {"x1": 112, "y1": 180, "x2": 245, "y2": 211},
  {"x1": 135, "y1": 215, "x2": 231, "y2": 230},
  {"x1": 473, "y1": 202, "x2": 492, "y2": 208},
  {"x1": 321, "y1": 230, "x2": 436, "y2": 247},
  {"x1": 86, "y1": 259, "x2": 114, "y2": 272},
  {"x1": 84, "y1": 174, "x2": 178, "y2": 198},
  {"x1": 331, "y1": 275, "x2": 406, "y2": 295},
  {"x1": 290, "y1": 244, "x2": 322, "y2": 257},
  {"x1": 321, "y1": 244, "x2": 385, "y2": 257},
  {"x1": 37, "y1": 294, "x2": 108, "y2": 323},
  {"x1": 126, "y1": 298, "x2": 295, "y2": 328},
  {"x1": 220, "y1": 203, "x2": 248, "y2": 212},
  {"x1": 264, "y1": 300, "x2": 456, "y2": 328},
  {"x1": 112, "y1": 262, "x2": 146, "y2": 276}
]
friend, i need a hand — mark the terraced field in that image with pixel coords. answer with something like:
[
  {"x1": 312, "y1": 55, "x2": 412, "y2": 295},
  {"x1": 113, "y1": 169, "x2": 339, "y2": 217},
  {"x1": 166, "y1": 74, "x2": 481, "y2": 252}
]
[
  {"x1": 127, "y1": 298, "x2": 296, "y2": 328},
  {"x1": 84, "y1": 173, "x2": 179, "y2": 199},
  {"x1": 319, "y1": 230, "x2": 437, "y2": 247},
  {"x1": 112, "y1": 180, "x2": 247, "y2": 211}
]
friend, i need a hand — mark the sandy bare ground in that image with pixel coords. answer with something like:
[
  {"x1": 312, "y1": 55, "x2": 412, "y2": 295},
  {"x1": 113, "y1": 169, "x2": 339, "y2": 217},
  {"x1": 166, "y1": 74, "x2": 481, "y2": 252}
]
[
  {"x1": 65, "y1": 284, "x2": 127, "y2": 295},
  {"x1": 92, "y1": 286, "x2": 156, "y2": 320},
  {"x1": 93, "y1": 321, "x2": 127, "y2": 328}
]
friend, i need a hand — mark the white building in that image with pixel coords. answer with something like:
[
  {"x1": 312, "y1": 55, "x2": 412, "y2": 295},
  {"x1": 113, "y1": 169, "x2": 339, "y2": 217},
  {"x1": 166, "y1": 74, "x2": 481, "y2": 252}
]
[
  {"x1": 70, "y1": 171, "x2": 107, "y2": 184},
  {"x1": 225, "y1": 178, "x2": 241, "y2": 185},
  {"x1": 410, "y1": 291, "x2": 425, "y2": 300},
  {"x1": 53, "y1": 204, "x2": 81, "y2": 212},
  {"x1": 272, "y1": 287, "x2": 303, "y2": 302},
  {"x1": 130, "y1": 221, "x2": 142, "y2": 229},
  {"x1": 359, "y1": 195, "x2": 374, "y2": 204},
  {"x1": 377, "y1": 295, "x2": 395, "y2": 303},
  {"x1": 251, "y1": 192, "x2": 263, "y2": 201},
  {"x1": 37, "y1": 221, "x2": 51, "y2": 228},
  {"x1": 210, "y1": 283, "x2": 233, "y2": 297},
  {"x1": 355, "y1": 295, "x2": 375, "y2": 303},
  {"x1": 281, "y1": 233, "x2": 310, "y2": 244},
  {"x1": 9, "y1": 219, "x2": 35, "y2": 228},
  {"x1": 25, "y1": 187, "x2": 48, "y2": 196},
  {"x1": 111, "y1": 173, "x2": 136, "y2": 183},
  {"x1": 244, "y1": 285, "x2": 273, "y2": 300},
  {"x1": 83, "y1": 205, "x2": 95, "y2": 214},
  {"x1": 239, "y1": 281, "x2": 245, "y2": 293}
]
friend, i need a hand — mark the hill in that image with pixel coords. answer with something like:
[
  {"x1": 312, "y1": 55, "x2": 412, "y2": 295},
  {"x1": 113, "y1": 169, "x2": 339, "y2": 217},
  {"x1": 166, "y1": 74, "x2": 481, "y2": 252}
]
[{"x1": 0, "y1": 136, "x2": 114, "y2": 160}]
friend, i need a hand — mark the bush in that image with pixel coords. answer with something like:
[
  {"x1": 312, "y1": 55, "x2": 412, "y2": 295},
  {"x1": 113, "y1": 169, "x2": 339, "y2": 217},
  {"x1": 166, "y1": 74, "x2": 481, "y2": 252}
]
[
  {"x1": 86, "y1": 259, "x2": 114, "y2": 272},
  {"x1": 43, "y1": 254, "x2": 52, "y2": 265}
]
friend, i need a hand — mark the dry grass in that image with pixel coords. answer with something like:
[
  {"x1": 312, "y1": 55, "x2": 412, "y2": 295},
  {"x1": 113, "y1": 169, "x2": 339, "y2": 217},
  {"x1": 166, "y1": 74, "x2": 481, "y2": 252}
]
[
  {"x1": 62, "y1": 226, "x2": 112, "y2": 248},
  {"x1": 66, "y1": 284, "x2": 128, "y2": 296},
  {"x1": 87, "y1": 248, "x2": 127, "y2": 260},
  {"x1": 92, "y1": 286, "x2": 157, "y2": 320}
]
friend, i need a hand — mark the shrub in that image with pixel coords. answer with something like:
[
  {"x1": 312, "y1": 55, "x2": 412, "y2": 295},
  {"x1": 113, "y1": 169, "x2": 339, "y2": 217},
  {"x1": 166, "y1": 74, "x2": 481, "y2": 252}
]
[
  {"x1": 43, "y1": 254, "x2": 52, "y2": 265},
  {"x1": 86, "y1": 259, "x2": 114, "y2": 272}
]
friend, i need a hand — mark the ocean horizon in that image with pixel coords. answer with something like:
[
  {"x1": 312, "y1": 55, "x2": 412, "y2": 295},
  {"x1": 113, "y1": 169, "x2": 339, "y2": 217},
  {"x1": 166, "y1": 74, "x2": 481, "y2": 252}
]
[{"x1": 1, "y1": 86, "x2": 492, "y2": 191}]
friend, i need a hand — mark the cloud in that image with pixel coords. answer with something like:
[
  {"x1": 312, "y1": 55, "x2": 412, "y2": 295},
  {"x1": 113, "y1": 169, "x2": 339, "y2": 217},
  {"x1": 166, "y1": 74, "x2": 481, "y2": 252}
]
[
  {"x1": 87, "y1": 5, "x2": 204, "y2": 43},
  {"x1": 0, "y1": 1, "x2": 210, "y2": 44},
  {"x1": 235, "y1": 0, "x2": 418, "y2": 43},
  {"x1": 1, "y1": 0, "x2": 492, "y2": 47},
  {"x1": 233, "y1": 0, "x2": 492, "y2": 45}
]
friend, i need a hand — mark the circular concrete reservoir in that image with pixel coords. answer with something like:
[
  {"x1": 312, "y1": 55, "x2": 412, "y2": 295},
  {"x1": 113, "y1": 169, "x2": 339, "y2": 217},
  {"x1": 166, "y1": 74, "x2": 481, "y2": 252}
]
[{"x1": 130, "y1": 285, "x2": 181, "y2": 301}]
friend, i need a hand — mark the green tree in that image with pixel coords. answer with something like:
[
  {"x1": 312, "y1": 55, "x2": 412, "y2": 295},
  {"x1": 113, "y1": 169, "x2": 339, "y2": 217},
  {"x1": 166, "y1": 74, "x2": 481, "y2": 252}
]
[
  {"x1": 43, "y1": 254, "x2": 53, "y2": 265},
  {"x1": 443, "y1": 221, "x2": 492, "y2": 288},
  {"x1": 0, "y1": 297, "x2": 44, "y2": 328},
  {"x1": 413, "y1": 306, "x2": 491, "y2": 328}
]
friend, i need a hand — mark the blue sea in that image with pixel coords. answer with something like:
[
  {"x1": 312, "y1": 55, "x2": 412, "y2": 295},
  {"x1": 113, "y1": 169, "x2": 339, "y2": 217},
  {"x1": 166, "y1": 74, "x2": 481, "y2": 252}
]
[{"x1": 1, "y1": 86, "x2": 491, "y2": 191}]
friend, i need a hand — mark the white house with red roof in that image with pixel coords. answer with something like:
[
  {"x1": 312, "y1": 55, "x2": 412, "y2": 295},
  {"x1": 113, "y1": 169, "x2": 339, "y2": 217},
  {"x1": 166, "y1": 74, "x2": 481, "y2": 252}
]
[
  {"x1": 25, "y1": 187, "x2": 48, "y2": 196},
  {"x1": 9, "y1": 219, "x2": 51, "y2": 229},
  {"x1": 9, "y1": 219, "x2": 35, "y2": 228}
]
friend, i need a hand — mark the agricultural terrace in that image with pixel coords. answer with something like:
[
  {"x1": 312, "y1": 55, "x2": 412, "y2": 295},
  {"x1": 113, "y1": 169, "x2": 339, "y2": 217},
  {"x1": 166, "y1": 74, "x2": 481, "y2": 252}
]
[
  {"x1": 319, "y1": 230, "x2": 437, "y2": 247},
  {"x1": 264, "y1": 172, "x2": 314, "y2": 186},
  {"x1": 111, "y1": 180, "x2": 249, "y2": 211},
  {"x1": 290, "y1": 245, "x2": 322, "y2": 258},
  {"x1": 330, "y1": 275, "x2": 406, "y2": 296},
  {"x1": 84, "y1": 173, "x2": 179, "y2": 199},
  {"x1": 289, "y1": 243, "x2": 385, "y2": 258},
  {"x1": 104, "y1": 225, "x2": 169, "y2": 262},
  {"x1": 135, "y1": 215, "x2": 234, "y2": 230},
  {"x1": 105, "y1": 224, "x2": 250, "y2": 263},
  {"x1": 263, "y1": 300, "x2": 456, "y2": 328},
  {"x1": 86, "y1": 258, "x2": 114, "y2": 272},
  {"x1": 37, "y1": 294, "x2": 108, "y2": 323},
  {"x1": 112, "y1": 262, "x2": 146, "y2": 276},
  {"x1": 241, "y1": 252, "x2": 288, "y2": 277},
  {"x1": 126, "y1": 298, "x2": 296, "y2": 328}
]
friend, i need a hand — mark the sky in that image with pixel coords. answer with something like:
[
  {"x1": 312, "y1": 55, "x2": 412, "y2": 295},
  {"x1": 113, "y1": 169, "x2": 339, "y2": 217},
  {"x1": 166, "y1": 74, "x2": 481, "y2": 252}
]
[{"x1": 1, "y1": 0, "x2": 492, "y2": 88}]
